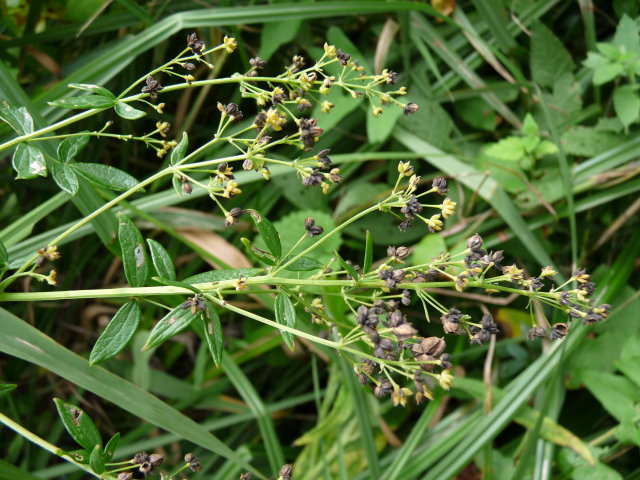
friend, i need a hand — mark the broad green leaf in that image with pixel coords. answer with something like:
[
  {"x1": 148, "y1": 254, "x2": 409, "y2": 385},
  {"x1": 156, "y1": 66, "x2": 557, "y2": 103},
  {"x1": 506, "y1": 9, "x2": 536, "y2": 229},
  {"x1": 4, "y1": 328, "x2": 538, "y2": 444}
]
[
  {"x1": 170, "y1": 131, "x2": 188, "y2": 166},
  {"x1": 12, "y1": 143, "x2": 47, "y2": 179},
  {"x1": 274, "y1": 292, "x2": 296, "y2": 351},
  {"x1": 53, "y1": 398, "x2": 102, "y2": 452},
  {"x1": 282, "y1": 255, "x2": 324, "y2": 272},
  {"x1": 613, "y1": 14, "x2": 640, "y2": 54},
  {"x1": 259, "y1": 19, "x2": 302, "y2": 61},
  {"x1": 484, "y1": 137, "x2": 525, "y2": 161},
  {"x1": 50, "y1": 160, "x2": 80, "y2": 195},
  {"x1": 89, "y1": 301, "x2": 141, "y2": 365},
  {"x1": 89, "y1": 445, "x2": 105, "y2": 474},
  {"x1": 72, "y1": 163, "x2": 139, "y2": 192},
  {"x1": 114, "y1": 101, "x2": 146, "y2": 120},
  {"x1": 103, "y1": 432, "x2": 120, "y2": 462},
  {"x1": 201, "y1": 302, "x2": 223, "y2": 366},
  {"x1": 592, "y1": 62, "x2": 624, "y2": 85},
  {"x1": 454, "y1": 97, "x2": 497, "y2": 131},
  {"x1": 561, "y1": 127, "x2": 627, "y2": 156},
  {"x1": 146, "y1": 239, "x2": 176, "y2": 281},
  {"x1": 362, "y1": 230, "x2": 373, "y2": 274},
  {"x1": 530, "y1": 21, "x2": 574, "y2": 87},
  {"x1": 48, "y1": 95, "x2": 114, "y2": 109},
  {"x1": 578, "y1": 369, "x2": 639, "y2": 422},
  {"x1": 613, "y1": 85, "x2": 640, "y2": 128},
  {"x1": 521, "y1": 113, "x2": 539, "y2": 137},
  {"x1": 142, "y1": 303, "x2": 198, "y2": 351},
  {"x1": 334, "y1": 250, "x2": 358, "y2": 280},
  {"x1": 68, "y1": 83, "x2": 116, "y2": 99},
  {"x1": 57, "y1": 134, "x2": 90, "y2": 162},
  {"x1": 367, "y1": 105, "x2": 403, "y2": 145},
  {"x1": 250, "y1": 210, "x2": 282, "y2": 259},
  {"x1": 183, "y1": 268, "x2": 263, "y2": 284},
  {"x1": 334, "y1": 183, "x2": 388, "y2": 219},
  {"x1": 0, "y1": 100, "x2": 33, "y2": 135},
  {"x1": 117, "y1": 215, "x2": 149, "y2": 288},
  {"x1": 411, "y1": 233, "x2": 447, "y2": 266},
  {"x1": 0, "y1": 384, "x2": 16, "y2": 397}
]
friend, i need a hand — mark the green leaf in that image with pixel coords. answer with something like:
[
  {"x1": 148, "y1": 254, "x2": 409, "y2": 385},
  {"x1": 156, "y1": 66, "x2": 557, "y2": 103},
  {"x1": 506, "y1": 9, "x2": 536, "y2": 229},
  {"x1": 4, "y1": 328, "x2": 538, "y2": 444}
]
[
  {"x1": 0, "y1": 100, "x2": 33, "y2": 135},
  {"x1": 578, "y1": 369, "x2": 639, "y2": 422},
  {"x1": 48, "y1": 95, "x2": 115, "y2": 109},
  {"x1": 142, "y1": 303, "x2": 198, "y2": 351},
  {"x1": 521, "y1": 113, "x2": 539, "y2": 137},
  {"x1": 103, "y1": 432, "x2": 120, "y2": 462},
  {"x1": 250, "y1": 210, "x2": 282, "y2": 259},
  {"x1": 146, "y1": 239, "x2": 176, "y2": 281},
  {"x1": 259, "y1": 19, "x2": 302, "y2": 61},
  {"x1": 183, "y1": 268, "x2": 263, "y2": 284},
  {"x1": 201, "y1": 302, "x2": 223, "y2": 366},
  {"x1": 170, "y1": 131, "x2": 188, "y2": 166},
  {"x1": 114, "y1": 101, "x2": 146, "y2": 120},
  {"x1": 117, "y1": 215, "x2": 149, "y2": 288},
  {"x1": 68, "y1": 83, "x2": 116, "y2": 99},
  {"x1": 282, "y1": 255, "x2": 324, "y2": 272},
  {"x1": 530, "y1": 21, "x2": 574, "y2": 87},
  {"x1": 53, "y1": 398, "x2": 102, "y2": 452},
  {"x1": 454, "y1": 97, "x2": 497, "y2": 131},
  {"x1": 89, "y1": 444, "x2": 105, "y2": 474},
  {"x1": 367, "y1": 105, "x2": 403, "y2": 145},
  {"x1": 613, "y1": 14, "x2": 640, "y2": 54},
  {"x1": 50, "y1": 160, "x2": 80, "y2": 195},
  {"x1": 561, "y1": 126, "x2": 626, "y2": 157},
  {"x1": 484, "y1": 137, "x2": 525, "y2": 161},
  {"x1": 363, "y1": 230, "x2": 373, "y2": 274},
  {"x1": 12, "y1": 143, "x2": 47, "y2": 179},
  {"x1": 57, "y1": 134, "x2": 90, "y2": 162},
  {"x1": 613, "y1": 85, "x2": 640, "y2": 128},
  {"x1": 592, "y1": 62, "x2": 624, "y2": 85},
  {"x1": 411, "y1": 233, "x2": 447, "y2": 266},
  {"x1": 241, "y1": 237, "x2": 277, "y2": 266},
  {"x1": 0, "y1": 384, "x2": 16, "y2": 397},
  {"x1": 89, "y1": 301, "x2": 141, "y2": 365},
  {"x1": 72, "y1": 163, "x2": 139, "y2": 191},
  {"x1": 334, "y1": 250, "x2": 359, "y2": 280},
  {"x1": 0, "y1": 240, "x2": 8, "y2": 268},
  {"x1": 274, "y1": 292, "x2": 296, "y2": 351}
]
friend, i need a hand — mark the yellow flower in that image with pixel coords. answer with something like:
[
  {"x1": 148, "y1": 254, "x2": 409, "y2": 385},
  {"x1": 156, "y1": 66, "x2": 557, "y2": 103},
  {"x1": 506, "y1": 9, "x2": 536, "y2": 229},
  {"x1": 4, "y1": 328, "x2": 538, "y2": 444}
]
[
  {"x1": 540, "y1": 266, "x2": 557, "y2": 277},
  {"x1": 323, "y1": 43, "x2": 337, "y2": 57},
  {"x1": 372, "y1": 107, "x2": 383, "y2": 117},
  {"x1": 44, "y1": 270, "x2": 57, "y2": 286},
  {"x1": 320, "y1": 101, "x2": 334, "y2": 113},
  {"x1": 223, "y1": 35, "x2": 237, "y2": 53},
  {"x1": 441, "y1": 198, "x2": 456, "y2": 219},
  {"x1": 397, "y1": 162, "x2": 414, "y2": 176},
  {"x1": 438, "y1": 370, "x2": 454, "y2": 390},
  {"x1": 391, "y1": 386, "x2": 412, "y2": 407},
  {"x1": 265, "y1": 108, "x2": 286, "y2": 131},
  {"x1": 426, "y1": 214, "x2": 443, "y2": 231},
  {"x1": 222, "y1": 181, "x2": 241, "y2": 198}
]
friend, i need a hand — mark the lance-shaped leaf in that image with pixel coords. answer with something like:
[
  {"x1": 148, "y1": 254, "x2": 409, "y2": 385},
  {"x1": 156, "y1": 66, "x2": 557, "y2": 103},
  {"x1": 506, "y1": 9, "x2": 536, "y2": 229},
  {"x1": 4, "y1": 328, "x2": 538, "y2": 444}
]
[
  {"x1": 68, "y1": 83, "x2": 116, "y2": 99},
  {"x1": 72, "y1": 163, "x2": 139, "y2": 192},
  {"x1": 89, "y1": 301, "x2": 141, "y2": 365},
  {"x1": 0, "y1": 240, "x2": 8, "y2": 268},
  {"x1": 274, "y1": 293, "x2": 296, "y2": 351},
  {"x1": 183, "y1": 268, "x2": 263, "y2": 284},
  {"x1": 241, "y1": 237, "x2": 276, "y2": 266},
  {"x1": 89, "y1": 445, "x2": 106, "y2": 474},
  {"x1": 334, "y1": 250, "x2": 359, "y2": 280},
  {"x1": 12, "y1": 143, "x2": 47, "y2": 179},
  {"x1": 103, "y1": 432, "x2": 120, "y2": 463},
  {"x1": 249, "y1": 210, "x2": 282, "y2": 259},
  {"x1": 118, "y1": 215, "x2": 149, "y2": 288},
  {"x1": 49, "y1": 95, "x2": 115, "y2": 109},
  {"x1": 53, "y1": 398, "x2": 102, "y2": 452},
  {"x1": 115, "y1": 102, "x2": 146, "y2": 120},
  {"x1": 143, "y1": 303, "x2": 198, "y2": 351},
  {"x1": 200, "y1": 302, "x2": 223, "y2": 366},
  {"x1": 363, "y1": 230, "x2": 373, "y2": 274},
  {"x1": 0, "y1": 100, "x2": 33, "y2": 135},
  {"x1": 57, "y1": 134, "x2": 90, "y2": 163},
  {"x1": 146, "y1": 239, "x2": 176, "y2": 281},
  {"x1": 50, "y1": 160, "x2": 79, "y2": 195},
  {"x1": 170, "y1": 131, "x2": 188, "y2": 165},
  {"x1": 282, "y1": 255, "x2": 324, "y2": 272},
  {"x1": 0, "y1": 384, "x2": 16, "y2": 397}
]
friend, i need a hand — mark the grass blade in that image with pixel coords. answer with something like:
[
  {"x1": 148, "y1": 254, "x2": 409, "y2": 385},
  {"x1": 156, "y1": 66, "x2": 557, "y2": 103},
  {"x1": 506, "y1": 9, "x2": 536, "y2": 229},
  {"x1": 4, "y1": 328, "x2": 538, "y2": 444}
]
[{"x1": 221, "y1": 353, "x2": 285, "y2": 474}]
